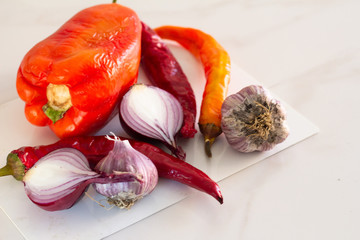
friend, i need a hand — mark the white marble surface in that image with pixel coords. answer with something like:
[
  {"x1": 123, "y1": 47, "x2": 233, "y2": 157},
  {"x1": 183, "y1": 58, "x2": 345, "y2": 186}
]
[{"x1": 0, "y1": 0, "x2": 359, "y2": 239}]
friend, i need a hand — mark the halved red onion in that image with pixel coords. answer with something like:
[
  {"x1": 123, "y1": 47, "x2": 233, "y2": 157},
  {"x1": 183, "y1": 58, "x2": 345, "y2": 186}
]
[
  {"x1": 23, "y1": 148, "x2": 141, "y2": 211},
  {"x1": 120, "y1": 84, "x2": 185, "y2": 159}
]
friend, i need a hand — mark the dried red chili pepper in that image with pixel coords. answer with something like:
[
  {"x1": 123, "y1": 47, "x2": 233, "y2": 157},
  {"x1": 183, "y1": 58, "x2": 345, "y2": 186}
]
[
  {"x1": 0, "y1": 136, "x2": 223, "y2": 204},
  {"x1": 140, "y1": 22, "x2": 197, "y2": 138},
  {"x1": 155, "y1": 26, "x2": 231, "y2": 157},
  {"x1": 16, "y1": 4, "x2": 141, "y2": 139}
]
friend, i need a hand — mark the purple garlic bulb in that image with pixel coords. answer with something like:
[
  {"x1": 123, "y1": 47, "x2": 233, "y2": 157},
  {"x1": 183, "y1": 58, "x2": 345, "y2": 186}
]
[{"x1": 221, "y1": 85, "x2": 289, "y2": 152}]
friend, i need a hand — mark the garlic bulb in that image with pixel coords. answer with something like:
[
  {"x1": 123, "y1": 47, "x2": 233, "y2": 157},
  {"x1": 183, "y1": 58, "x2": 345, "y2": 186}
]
[
  {"x1": 93, "y1": 135, "x2": 158, "y2": 209},
  {"x1": 221, "y1": 85, "x2": 289, "y2": 152}
]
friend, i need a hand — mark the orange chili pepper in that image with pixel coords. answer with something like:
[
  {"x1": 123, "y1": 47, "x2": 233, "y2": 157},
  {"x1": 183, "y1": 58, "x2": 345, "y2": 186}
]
[{"x1": 155, "y1": 26, "x2": 231, "y2": 157}]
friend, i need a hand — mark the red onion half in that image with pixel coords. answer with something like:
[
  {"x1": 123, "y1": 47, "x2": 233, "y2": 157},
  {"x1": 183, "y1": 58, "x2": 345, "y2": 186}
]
[
  {"x1": 120, "y1": 84, "x2": 185, "y2": 159},
  {"x1": 23, "y1": 148, "x2": 141, "y2": 211}
]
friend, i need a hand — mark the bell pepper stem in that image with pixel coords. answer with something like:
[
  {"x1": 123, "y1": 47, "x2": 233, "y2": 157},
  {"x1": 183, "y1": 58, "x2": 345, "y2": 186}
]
[
  {"x1": 42, "y1": 104, "x2": 67, "y2": 124},
  {"x1": 44, "y1": 83, "x2": 72, "y2": 123}
]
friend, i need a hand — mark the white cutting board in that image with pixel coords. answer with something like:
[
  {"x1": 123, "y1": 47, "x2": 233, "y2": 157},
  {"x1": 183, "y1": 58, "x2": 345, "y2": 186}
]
[{"x1": 0, "y1": 43, "x2": 318, "y2": 240}]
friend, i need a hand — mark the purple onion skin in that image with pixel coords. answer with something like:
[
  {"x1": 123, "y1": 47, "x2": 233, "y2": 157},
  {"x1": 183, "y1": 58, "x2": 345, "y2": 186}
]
[
  {"x1": 119, "y1": 112, "x2": 186, "y2": 160},
  {"x1": 28, "y1": 179, "x2": 93, "y2": 211},
  {"x1": 26, "y1": 172, "x2": 140, "y2": 212},
  {"x1": 119, "y1": 112, "x2": 158, "y2": 145}
]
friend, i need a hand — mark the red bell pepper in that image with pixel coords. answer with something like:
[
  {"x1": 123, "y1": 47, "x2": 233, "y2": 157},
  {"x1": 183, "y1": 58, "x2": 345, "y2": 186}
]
[{"x1": 16, "y1": 4, "x2": 142, "y2": 138}]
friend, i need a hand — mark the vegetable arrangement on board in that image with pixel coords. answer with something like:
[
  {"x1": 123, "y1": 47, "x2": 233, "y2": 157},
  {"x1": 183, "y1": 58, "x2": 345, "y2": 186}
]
[
  {"x1": 0, "y1": 135, "x2": 223, "y2": 211},
  {"x1": 1, "y1": 1, "x2": 289, "y2": 212}
]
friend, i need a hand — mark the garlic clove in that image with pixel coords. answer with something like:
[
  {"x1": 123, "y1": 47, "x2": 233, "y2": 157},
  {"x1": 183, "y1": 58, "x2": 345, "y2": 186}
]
[{"x1": 221, "y1": 85, "x2": 289, "y2": 152}]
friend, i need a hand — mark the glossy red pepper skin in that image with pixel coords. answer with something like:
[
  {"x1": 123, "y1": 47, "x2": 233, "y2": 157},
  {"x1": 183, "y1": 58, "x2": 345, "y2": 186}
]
[
  {"x1": 140, "y1": 22, "x2": 197, "y2": 138},
  {"x1": 16, "y1": 4, "x2": 141, "y2": 139},
  {"x1": 29, "y1": 173, "x2": 135, "y2": 212},
  {"x1": 2, "y1": 136, "x2": 223, "y2": 204}
]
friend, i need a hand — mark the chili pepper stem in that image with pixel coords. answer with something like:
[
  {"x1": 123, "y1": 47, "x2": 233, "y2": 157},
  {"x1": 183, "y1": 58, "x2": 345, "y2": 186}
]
[
  {"x1": 112, "y1": 0, "x2": 117, "y2": 3},
  {"x1": 0, "y1": 153, "x2": 25, "y2": 181},
  {"x1": 204, "y1": 138, "x2": 215, "y2": 158},
  {"x1": 0, "y1": 164, "x2": 12, "y2": 178},
  {"x1": 199, "y1": 123, "x2": 222, "y2": 158}
]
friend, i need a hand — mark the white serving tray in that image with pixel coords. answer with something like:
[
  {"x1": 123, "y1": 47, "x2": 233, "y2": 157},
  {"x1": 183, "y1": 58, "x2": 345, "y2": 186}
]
[{"x1": 0, "y1": 43, "x2": 318, "y2": 240}]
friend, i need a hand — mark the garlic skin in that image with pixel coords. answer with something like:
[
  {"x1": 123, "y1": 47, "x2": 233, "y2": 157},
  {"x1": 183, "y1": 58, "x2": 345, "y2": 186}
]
[
  {"x1": 221, "y1": 85, "x2": 289, "y2": 152},
  {"x1": 93, "y1": 135, "x2": 158, "y2": 209}
]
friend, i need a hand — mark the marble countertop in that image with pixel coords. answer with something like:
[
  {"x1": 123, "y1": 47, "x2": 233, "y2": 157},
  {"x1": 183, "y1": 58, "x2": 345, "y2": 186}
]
[{"x1": 1, "y1": 0, "x2": 359, "y2": 239}]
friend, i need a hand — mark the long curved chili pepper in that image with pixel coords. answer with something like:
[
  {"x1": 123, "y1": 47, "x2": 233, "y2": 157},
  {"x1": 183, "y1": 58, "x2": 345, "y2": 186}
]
[
  {"x1": 155, "y1": 26, "x2": 231, "y2": 157},
  {"x1": 0, "y1": 136, "x2": 223, "y2": 204},
  {"x1": 140, "y1": 22, "x2": 197, "y2": 138}
]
